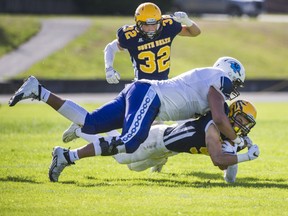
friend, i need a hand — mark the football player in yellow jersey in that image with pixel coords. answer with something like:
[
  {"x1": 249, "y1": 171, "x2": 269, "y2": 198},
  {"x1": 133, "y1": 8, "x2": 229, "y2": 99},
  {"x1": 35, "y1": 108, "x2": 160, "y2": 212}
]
[{"x1": 104, "y1": 2, "x2": 201, "y2": 83}]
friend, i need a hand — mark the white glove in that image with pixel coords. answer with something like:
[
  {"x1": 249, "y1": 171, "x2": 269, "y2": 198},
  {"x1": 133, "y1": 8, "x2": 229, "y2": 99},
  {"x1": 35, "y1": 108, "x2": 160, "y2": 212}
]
[
  {"x1": 237, "y1": 144, "x2": 260, "y2": 163},
  {"x1": 106, "y1": 67, "x2": 120, "y2": 84},
  {"x1": 232, "y1": 136, "x2": 245, "y2": 149},
  {"x1": 222, "y1": 141, "x2": 237, "y2": 155},
  {"x1": 173, "y1": 12, "x2": 193, "y2": 27},
  {"x1": 247, "y1": 144, "x2": 260, "y2": 160},
  {"x1": 243, "y1": 136, "x2": 253, "y2": 148}
]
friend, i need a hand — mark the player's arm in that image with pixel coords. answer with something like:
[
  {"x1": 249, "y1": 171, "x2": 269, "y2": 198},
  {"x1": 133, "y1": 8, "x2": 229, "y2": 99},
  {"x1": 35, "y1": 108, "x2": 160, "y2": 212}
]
[
  {"x1": 104, "y1": 39, "x2": 124, "y2": 84},
  {"x1": 206, "y1": 124, "x2": 260, "y2": 169},
  {"x1": 173, "y1": 12, "x2": 201, "y2": 37},
  {"x1": 104, "y1": 39, "x2": 123, "y2": 69},
  {"x1": 205, "y1": 123, "x2": 237, "y2": 170},
  {"x1": 208, "y1": 86, "x2": 238, "y2": 141}
]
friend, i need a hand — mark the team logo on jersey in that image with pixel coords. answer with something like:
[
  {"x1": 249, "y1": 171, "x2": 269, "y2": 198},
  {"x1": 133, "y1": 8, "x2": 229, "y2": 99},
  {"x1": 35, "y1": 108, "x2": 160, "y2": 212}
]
[{"x1": 229, "y1": 61, "x2": 241, "y2": 76}]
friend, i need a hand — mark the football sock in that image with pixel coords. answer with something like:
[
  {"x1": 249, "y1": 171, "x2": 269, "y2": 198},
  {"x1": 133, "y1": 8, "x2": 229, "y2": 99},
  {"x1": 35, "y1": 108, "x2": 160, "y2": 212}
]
[
  {"x1": 75, "y1": 128, "x2": 100, "y2": 143},
  {"x1": 40, "y1": 87, "x2": 50, "y2": 103},
  {"x1": 57, "y1": 100, "x2": 88, "y2": 125},
  {"x1": 116, "y1": 145, "x2": 126, "y2": 153},
  {"x1": 69, "y1": 149, "x2": 79, "y2": 162},
  {"x1": 92, "y1": 140, "x2": 102, "y2": 156}
]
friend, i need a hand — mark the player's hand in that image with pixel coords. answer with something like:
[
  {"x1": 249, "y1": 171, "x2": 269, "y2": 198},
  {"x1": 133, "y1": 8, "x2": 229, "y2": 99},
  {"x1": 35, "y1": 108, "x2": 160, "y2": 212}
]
[
  {"x1": 247, "y1": 144, "x2": 260, "y2": 160},
  {"x1": 106, "y1": 67, "x2": 121, "y2": 84},
  {"x1": 243, "y1": 136, "x2": 253, "y2": 148},
  {"x1": 173, "y1": 12, "x2": 193, "y2": 27},
  {"x1": 232, "y1": 136, "x2": 245, "y2": 149}
]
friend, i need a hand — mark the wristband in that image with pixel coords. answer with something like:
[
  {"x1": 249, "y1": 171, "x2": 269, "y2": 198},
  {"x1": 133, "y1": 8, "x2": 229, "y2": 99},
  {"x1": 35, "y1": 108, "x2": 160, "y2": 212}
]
[
  {"x1": 232, "y1": 136, "x2": 241, "y2": 144},
  {"x1": 237, "y1": 153, "x2": 249, "y2": 163}
]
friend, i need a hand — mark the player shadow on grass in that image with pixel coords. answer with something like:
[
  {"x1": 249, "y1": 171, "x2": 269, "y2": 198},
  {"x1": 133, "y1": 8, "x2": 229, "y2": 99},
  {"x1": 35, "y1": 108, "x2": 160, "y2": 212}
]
[
  {"x1": 0, "y1": 175, "x2": 41, "y2": 184},
  {"x1": 58, "y1": 172, "x2": 288, "y2": 189}
]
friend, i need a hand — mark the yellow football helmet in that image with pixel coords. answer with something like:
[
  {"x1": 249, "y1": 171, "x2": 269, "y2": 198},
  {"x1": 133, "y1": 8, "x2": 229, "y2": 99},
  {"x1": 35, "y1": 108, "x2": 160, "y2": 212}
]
[
  {"x1": 134, "y1": 2, "x2": 163, "y2": 40},
  {"x1": 228, "y1": 100, "x2": 257, "y2": 136}
]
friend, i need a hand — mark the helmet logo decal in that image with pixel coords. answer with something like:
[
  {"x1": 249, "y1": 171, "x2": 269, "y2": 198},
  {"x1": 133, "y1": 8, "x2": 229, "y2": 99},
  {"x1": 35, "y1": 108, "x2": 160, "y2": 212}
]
[
  {"x1": 229, "y1": 61, "x2": 241, "y2": 76},
  {"x1": 235, "y1": 100, "x2": 245, "y2": 111}
]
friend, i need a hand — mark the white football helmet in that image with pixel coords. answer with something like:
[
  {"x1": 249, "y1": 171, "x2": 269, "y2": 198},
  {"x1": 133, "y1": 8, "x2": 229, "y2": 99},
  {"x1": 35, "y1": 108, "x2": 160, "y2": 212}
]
[{"x1": 213, "y1": 56, "x2": 245, "y2": 99}]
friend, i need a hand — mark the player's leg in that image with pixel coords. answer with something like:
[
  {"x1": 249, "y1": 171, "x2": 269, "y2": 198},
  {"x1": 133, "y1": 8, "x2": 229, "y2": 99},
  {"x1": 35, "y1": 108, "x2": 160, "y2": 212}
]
[
  {"x1": 76, "y1": 94, "x2": 125, "y2": 137},
  {"x1": 62, "y1": 89, "x2": 127, "y2": 143},
  {"x1": 49, "y1": 135, "x2": 119, "y2": 182},
  {"x1": 9, "y1": 76, "x2": 125, "y2": 144},
  {"x1": 9, "y1": 76, "x2": 89, "y2": 126},
  {"x1": 114, "y1": 124, "x2": 167, "y2": 164},
  {"x1": 62, "y1": 123, "x2": 121, "y2": 143},
  {"x1": 119, "y1": 82, "x2": 161, "y2": 154},
  {"x1": 127, "y1": 158, "x2": 168, "y2": 172}
]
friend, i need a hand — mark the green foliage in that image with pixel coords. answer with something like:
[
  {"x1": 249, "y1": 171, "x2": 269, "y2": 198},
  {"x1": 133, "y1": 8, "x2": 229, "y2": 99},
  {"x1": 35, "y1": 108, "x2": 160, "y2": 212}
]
[
  {"x1": 0, "y1": 15, "x2": 40, "y2": 57},
  {"x1": 0, "y1": 102, "x2": 288, "y2": 215}
]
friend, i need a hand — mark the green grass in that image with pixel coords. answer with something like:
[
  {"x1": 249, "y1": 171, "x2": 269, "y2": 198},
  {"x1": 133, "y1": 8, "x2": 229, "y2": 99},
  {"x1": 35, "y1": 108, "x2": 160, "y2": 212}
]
[
  {"x1": 0, "y1": 102, "x2": 287, "y2": 215},
  {"x1": 0, "y1": 15, "x2": 41, "y2": 56},
  {"x1": 0, "y1": 15, "x2": 287, "y2": 80}
]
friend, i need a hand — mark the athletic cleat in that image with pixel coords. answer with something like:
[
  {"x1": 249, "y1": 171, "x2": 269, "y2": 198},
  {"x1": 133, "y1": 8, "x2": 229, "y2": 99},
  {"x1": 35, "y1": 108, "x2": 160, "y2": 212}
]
[
  {"x1": 9, "y1": 76, "x2": 41, "y2": 107},
  {"x1": 224, "y1": 164, "x2": 238, "y2": 183},
  {"x1": 62, "y1": 123, "x2": 80, "y2": 143},
  {"x1": 49, "y1": 146, "x2": 74, "y2": 182},
  {"x1": 151, "y1": 158, "x2": 168, "y2": 173}
]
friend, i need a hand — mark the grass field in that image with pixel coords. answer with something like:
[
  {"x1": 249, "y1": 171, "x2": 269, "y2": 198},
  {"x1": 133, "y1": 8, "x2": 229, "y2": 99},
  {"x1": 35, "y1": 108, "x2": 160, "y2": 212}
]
[
  {"x1": 0, "y1": 101, "x2": 287, "y2": 215},
  {"x1": 0, "y1": 15, "x2": 288, "y2": 80},
  {"x1": 0, "y1": 15, "x2": 40, "y2": 56}
]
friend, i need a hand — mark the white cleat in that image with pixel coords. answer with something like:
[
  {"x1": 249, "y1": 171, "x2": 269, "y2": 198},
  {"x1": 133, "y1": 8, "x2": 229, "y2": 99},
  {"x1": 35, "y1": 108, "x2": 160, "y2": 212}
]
[
  {"x1": 62, "y1": 123, "x2": 80, "y2": 143},
  {"x1": 224, "y1": 164, "x2": 238, "y2": 183},
  {"x1": 9, "y1": 76, "x2": 40, "y2": 106},
  {"x1": 49, "y1": 146, "x2": 74, "y2": 182},
  {"x1": 151, "y1": 158, "x2": 168, "y2": 173}
]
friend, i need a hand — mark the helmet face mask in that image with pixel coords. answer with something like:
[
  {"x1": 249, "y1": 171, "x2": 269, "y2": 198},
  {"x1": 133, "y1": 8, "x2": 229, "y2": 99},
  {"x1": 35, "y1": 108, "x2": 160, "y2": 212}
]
[
  {"x1": 135, "y1": 3, "x2": 163, "y2": 40},
  {"x1": 213, "y1": 56, "x2": 245, "y2": 100},
  {"x1": 229, "y1": 100, "x2": 257, "y2": 136},
  {"x1": 230, "y1": 78, "x2": 244, "y2": 100}
]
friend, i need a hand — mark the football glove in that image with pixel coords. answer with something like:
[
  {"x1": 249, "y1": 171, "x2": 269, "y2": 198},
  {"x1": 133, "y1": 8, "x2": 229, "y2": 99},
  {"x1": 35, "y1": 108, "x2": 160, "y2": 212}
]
[
  {"x1": 247, "y1": 144, "x2": 260, "y2": 160},
  {"x1": 237, "y1": 144, "x2": 260, "y2": 163},
  {"x1": 173, "y1": 12, "x2": 193, "y2": 27},
  {"x1": 222, "y1": 141, "x2": 237, "y2": 155},
  {"x1": 243, "y1": 136, "x2": 253, "y2": 148},
  {"x1": 232, "y1": 136, "x2": 245, "y2": 149},
  {"x1": 106, "y1": 67, "x2": 120, "y2": 84}
]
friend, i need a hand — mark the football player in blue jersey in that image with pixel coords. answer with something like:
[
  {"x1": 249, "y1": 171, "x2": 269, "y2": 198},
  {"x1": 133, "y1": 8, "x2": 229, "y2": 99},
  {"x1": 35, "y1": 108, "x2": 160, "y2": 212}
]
[
  {"x1": 9, "y1": 56, "x2": 249, "y2": 177},
  {"x1": 104, "y1": 2, "x2": 201, "y2": 83},
  {"x1": 43, "y1": 99, "x2": 259, "y2": 183}
]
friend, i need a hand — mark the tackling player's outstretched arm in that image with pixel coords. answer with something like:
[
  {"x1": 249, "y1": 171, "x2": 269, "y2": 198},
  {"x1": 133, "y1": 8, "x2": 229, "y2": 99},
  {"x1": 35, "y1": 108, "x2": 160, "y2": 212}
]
[{"x1": 208, "y1": 86, "x2": 238, "y2": 141}]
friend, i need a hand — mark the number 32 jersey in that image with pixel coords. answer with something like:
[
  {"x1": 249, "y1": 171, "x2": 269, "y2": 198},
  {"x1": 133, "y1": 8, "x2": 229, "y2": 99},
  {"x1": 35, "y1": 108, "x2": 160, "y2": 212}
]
[{"x1": 117, "y1": 16, "x2": 182, "y2": 80}]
